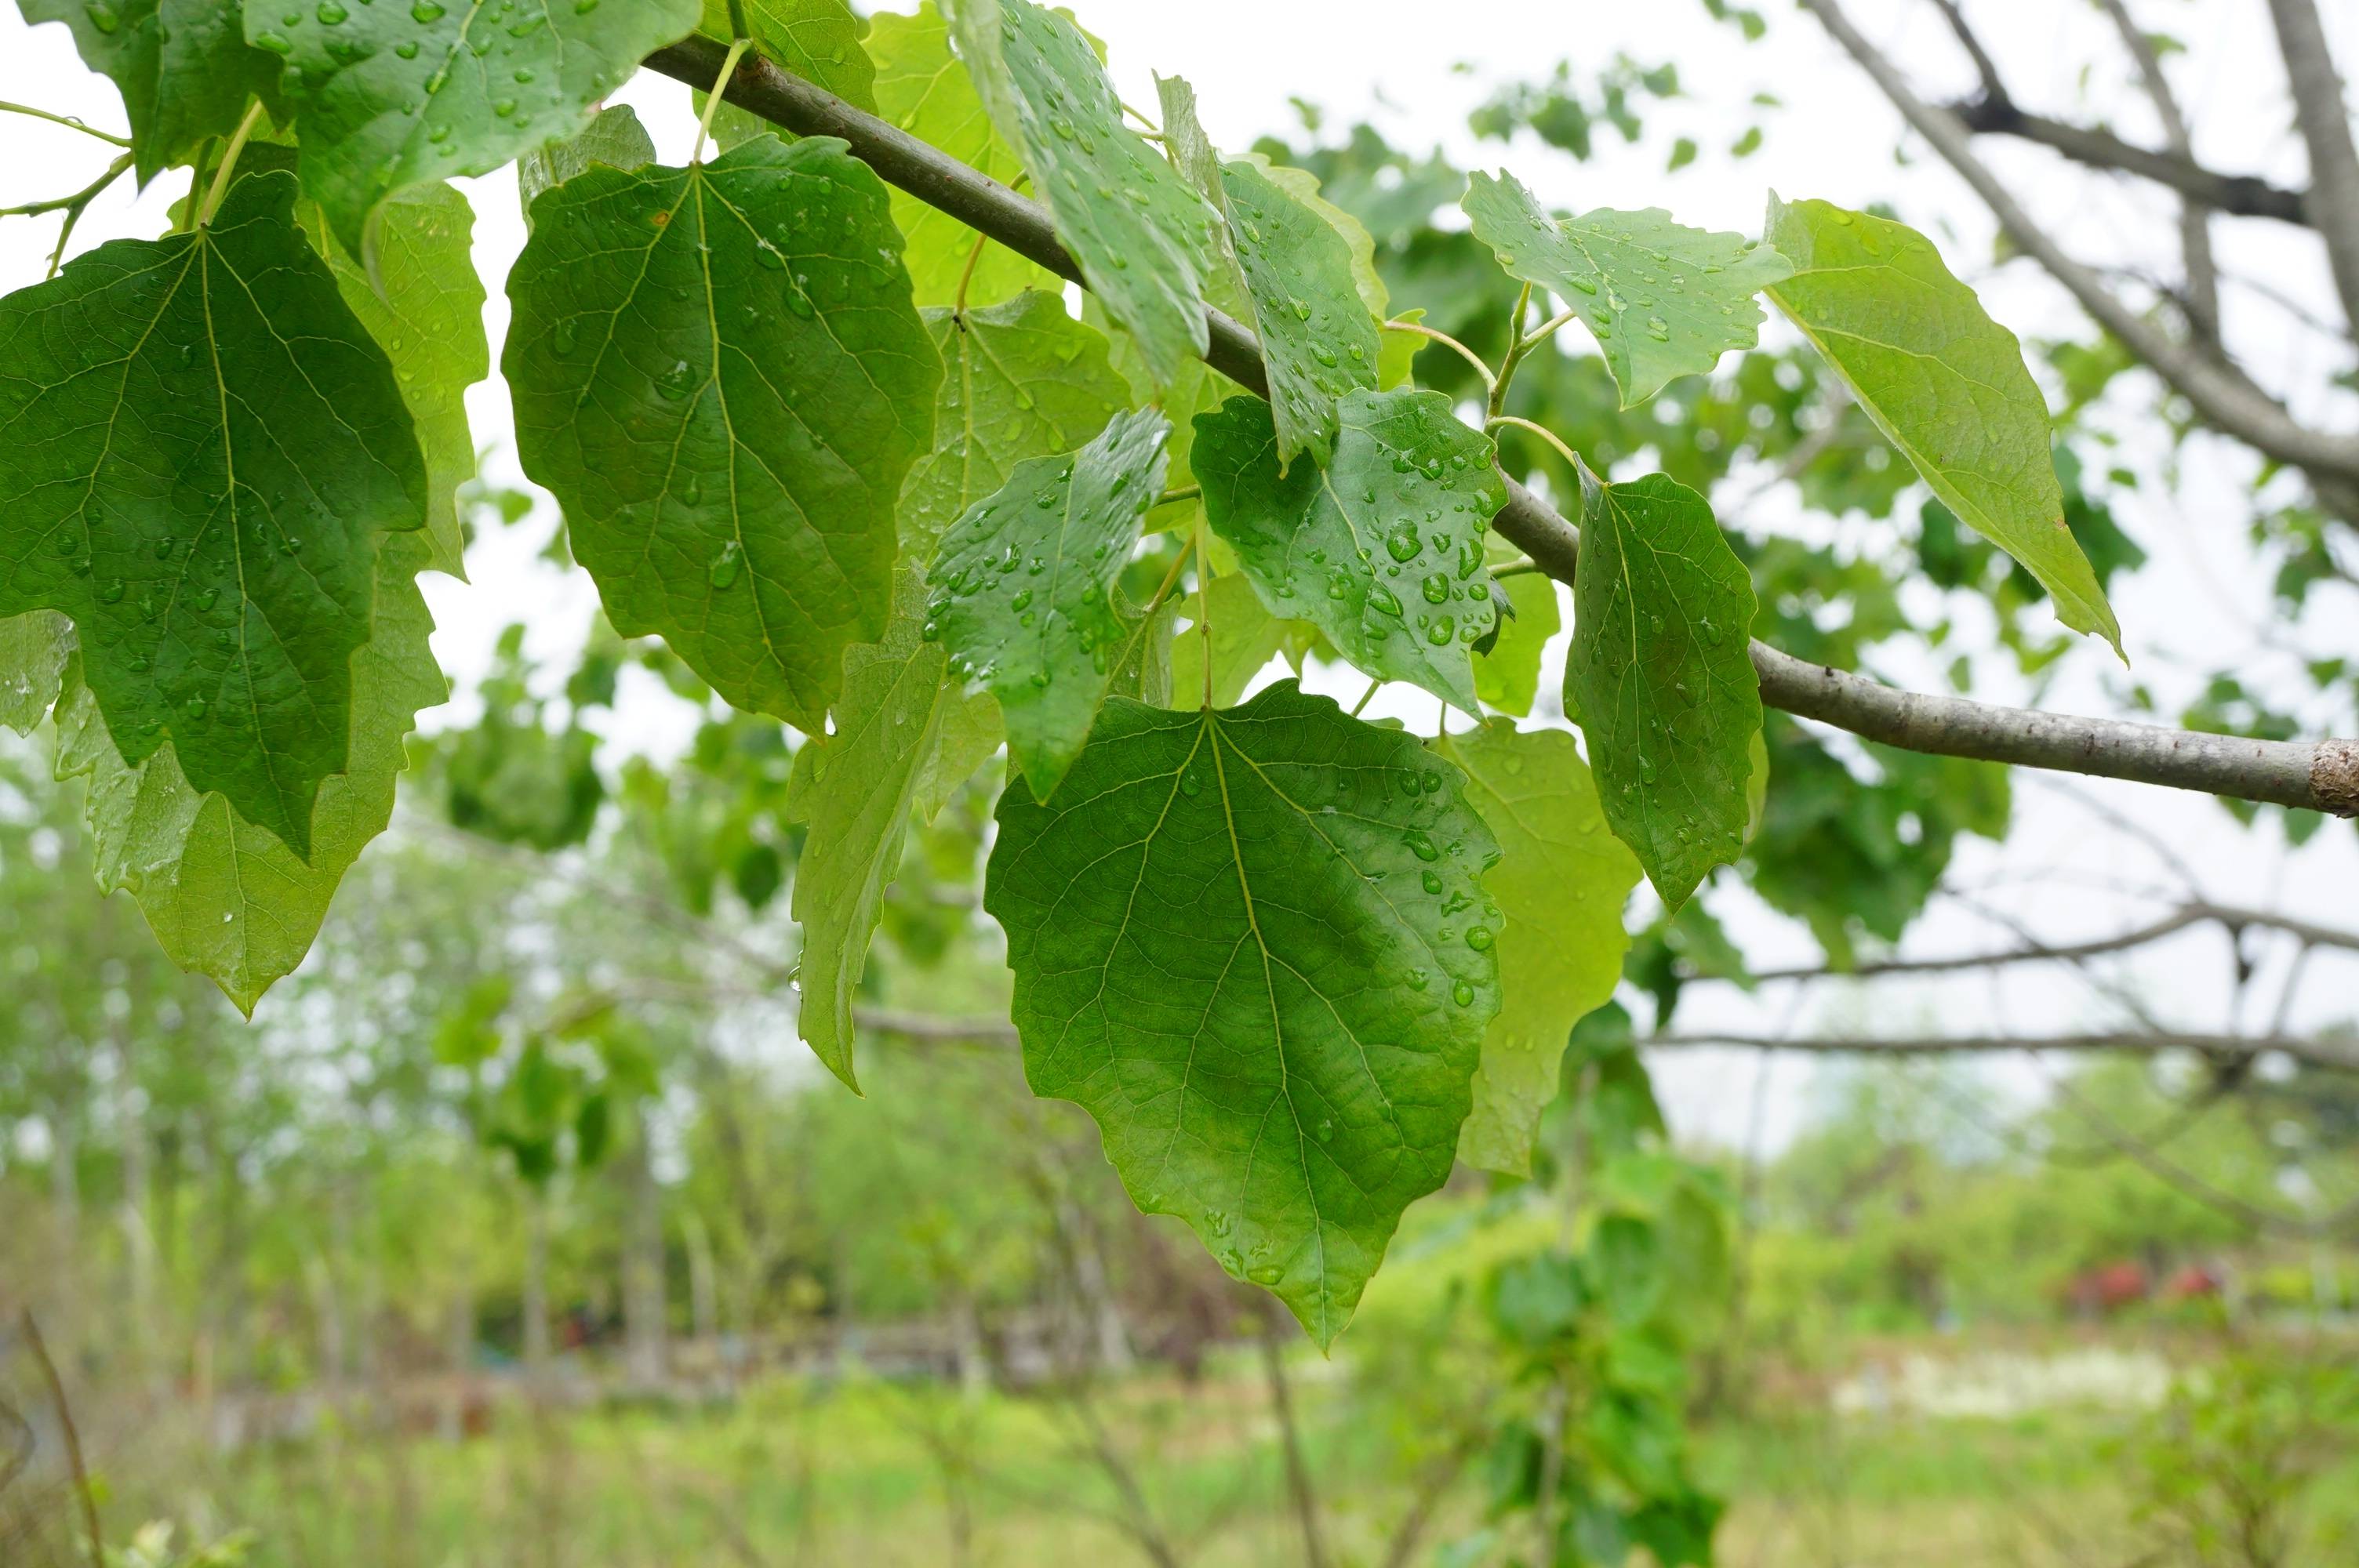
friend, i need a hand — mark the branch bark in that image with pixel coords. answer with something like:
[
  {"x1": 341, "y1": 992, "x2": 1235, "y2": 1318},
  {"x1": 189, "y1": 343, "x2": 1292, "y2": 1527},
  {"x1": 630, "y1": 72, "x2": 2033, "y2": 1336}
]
[
  {"x1": 2094, "y1": 0, "x2": 2219, "y2": 339},
  {"x1": 1798, "y1": 0, "x2": 2359, "y2": 486},
  {"x1": 2264, "y1": 0, "x2": 2359, "y2": 330},
  {"x1": 642, "y1": 36, "x2": 2359, "y2": 819},
  {"x1": 1943, "y1": 97, "x2": 2306, "y2": 229}
]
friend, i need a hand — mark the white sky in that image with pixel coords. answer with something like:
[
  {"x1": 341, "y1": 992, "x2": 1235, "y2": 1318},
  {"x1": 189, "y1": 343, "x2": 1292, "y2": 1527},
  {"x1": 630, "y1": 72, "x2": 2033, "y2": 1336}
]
[{"x1": 2, "y1": 1, "x2": 2354, "y2": 1152}]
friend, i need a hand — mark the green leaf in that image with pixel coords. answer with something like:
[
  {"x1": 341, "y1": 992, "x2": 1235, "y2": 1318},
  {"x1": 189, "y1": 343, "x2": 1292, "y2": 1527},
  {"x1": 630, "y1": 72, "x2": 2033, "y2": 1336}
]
[
  {"x1": 1764, "y1": 195, "x2": 2122, "y2": 655},
  {"x1": 1563, "y1": 466, "x2": 1762, "y2": 909},
  {"x1": 1152, "y1": 73, "x2": 1252, "y2": 304},
  {"x1": 21, "y1": 0, "x2": 282, "y2": 183},
  {"x1": 869, "y1": 2, "x2": 1059, "y2": 309},
  {"x1": 1463, "y1": 170, "x2": 1793, "y2": 408},
  {"x1": 791, "y1": 574, "x2": 950, "y2": 1091},
  {"x1": 53, "y1": 531, "x2": 444, "y2": 1014},
  {"x1": 0, "y1": 169, "x2": 425, "y2": 858},
  {"x1": 1433, "y1": 723, "x2": 1639, "y2": 1174},
  {"x1": 518, "y1": 105, "x2": 658, "y2": 228},
  {"x1": 1218, "y1": 156, "x2": 1383, "y2": 468},
  {"x1": 909, "y1": 685, "x2": 1001, "y2": 825},
  {"x1": 1194, "y1": 390, "x2": 1506, "y2": 712},
  {"x1": 986, "y1": 682, "x2": 1502, "y2": 1345},
  {"x1": 0, "y1": 612, "x2": 72, "y2": 735},
  {"x1": 1475, "y1": 571, "x2": 1561, "y2": 718},
  {"x1": 505, "y1": 136, "x2": 941, "y2": 733},
  {"x1": 304, "y1": 182, "x2": 485, "y2": 581},
  {"x1": 901, "y1": 290, "x2": 1135, "y2": 561},
  {"x1": 696, "y1": 0, "x2": 874, "y2": 110},
  {"x1": 927, "y1": 407, "x2": 1170, "y2": 798},
  {"x1": 1242, "y1": 154, "x2": 1390, "y2": 323},
  {"x1": 943, "y1": 0, "x2": 1216, "y2": 387},
  {"x1": 251, "y1": 0, "x2": 701, "y2": 256}
]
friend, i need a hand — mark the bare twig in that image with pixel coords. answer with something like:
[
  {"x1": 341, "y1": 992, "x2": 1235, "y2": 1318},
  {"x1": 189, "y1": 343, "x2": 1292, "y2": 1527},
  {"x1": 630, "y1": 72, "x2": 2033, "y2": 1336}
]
[
  {"x1": 1944, "y1": 97, "x2": 2308, "y2": 227},
  {"x1": 1647, "y1": 1029, "x2": 2359, "y2": 1074},
  {"x1": 1258, "y1": 1319, "x2": 1329, "y2": 1568},
  {"x1": 2095, "y1": 0, "x2": 2219, "y2": 339},
  {"x1": 18, "y1": 1312, "x2": 101, "y2": 1568},
  {"x1": 2263, "y1": 0, "x2": 2359, "y2": 331}
]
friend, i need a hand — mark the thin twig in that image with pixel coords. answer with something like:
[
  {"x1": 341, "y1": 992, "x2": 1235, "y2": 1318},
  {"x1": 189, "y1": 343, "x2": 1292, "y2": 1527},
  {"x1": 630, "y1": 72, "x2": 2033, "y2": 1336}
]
[
  {"x1": 1381, "y1": 318, "x2": 1496, "y2": 392},
  {"x1": 0, "y1": 100, "x2": 129, "y2": 145},
  {"x1": 19, "y1": 1312, "x2": 102, "y2": 1568},
  {"x1": 1487, "y1": 414, "x2": 1581, "y2": 471}
]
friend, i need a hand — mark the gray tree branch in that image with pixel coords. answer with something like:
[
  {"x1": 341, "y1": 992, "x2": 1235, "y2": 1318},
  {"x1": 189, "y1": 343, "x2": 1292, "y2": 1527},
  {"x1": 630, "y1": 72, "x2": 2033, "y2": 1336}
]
[
  {"x1": 1943, "y1": 96, "x2": 2307, "y2": 229},
  {"x1": 2093, "y1": 0, "x2": 2218, "y2": 339},
  {"x1": 2264, "y1": 0, "x2": 2359, "y2": 331},
  {"x1": 1649, "y1": 1029, "x2": 2359, "y2": 1074},
  {"x1": 641, "y1": 36, "x2": 2359, "y2": 819}
]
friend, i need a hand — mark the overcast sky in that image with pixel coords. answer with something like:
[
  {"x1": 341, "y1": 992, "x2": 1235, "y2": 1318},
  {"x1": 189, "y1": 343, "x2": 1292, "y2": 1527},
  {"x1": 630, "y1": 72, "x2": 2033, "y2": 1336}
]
[{"x1": 2, "y1": 2, "x2": 2354, "y2": 1152}]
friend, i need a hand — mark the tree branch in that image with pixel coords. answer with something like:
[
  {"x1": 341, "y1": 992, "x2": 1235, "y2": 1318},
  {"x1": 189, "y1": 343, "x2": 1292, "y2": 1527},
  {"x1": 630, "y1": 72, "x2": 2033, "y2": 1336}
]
[
  {"x1": 2264, "y1": 0, "x2": 2359, "y2": 331},
  {"x1": 2093, "y1": 0, "x2": 2218, "y2": 339},
  {"x1": 641, "y1": 36, "x2": 2359, "y2": 818},
  {"x1": 1798, "y1": 0, "x2": 2359, "y2": 486},
  {"x1": 1649, "y1": 1029, "x2": 2359, "y2": 1074},
  {"x1": 1943, "y1": 97, "x2": 2307, "y2": 228},
  {"x1": 1738, "y1": 901, "x2": 2359, "y2": 982}
]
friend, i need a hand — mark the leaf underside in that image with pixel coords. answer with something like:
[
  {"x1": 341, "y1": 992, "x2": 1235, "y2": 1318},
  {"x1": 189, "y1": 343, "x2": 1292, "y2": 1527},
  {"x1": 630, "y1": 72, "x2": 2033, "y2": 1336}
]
[
  {"x1": 505, "y1": 136, "x2": 940, "y2": 734},
  {"x1": 1764, "y1": 194, "x2": 2122, "y2": 655},
  {"x1": 1434, "y1": 722, "x2": 1639, "y2": 1174},
  {"x1": 0, "y1": 170, "x2": 426, "y2": 858},
  {"x1": 987, "y1": 682, "x2": 1503, "y2": 1345}
]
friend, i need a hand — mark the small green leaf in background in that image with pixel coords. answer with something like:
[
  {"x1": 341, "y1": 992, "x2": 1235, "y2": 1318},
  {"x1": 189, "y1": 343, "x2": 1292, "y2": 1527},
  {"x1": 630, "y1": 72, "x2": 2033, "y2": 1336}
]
[
  {"x1": 901, "y1": 290, "x2": 1136, "y2": 561},
  {"x1": 306, "y1": 183, "x2": 486, "y2": 581},
  {"x1": 1194, "y1": 389, "x2": 1506, "y2": 713},
  {"x1": 870, "y1": 2, "x2": 1060, "y2": 308},
  {"x1": 53, "y1": 532, "x2": 444, "y2": 1015},
  {"x1": 1765, "y1": 194, "x2": 2123, "y2": 656},
  {"x1": 928, "y1": 407, "x2": 1171, "y2": 798},
  {"x1": 0, "y1": 612, "x2": 71, "y2": 735},
  {"x1": 506, "y1": 137, "x2": 940, "y2": 735},
  {"x1": 696, "y1": 0, "x2": 874, "y2": 109},
  {"x1": 1463, "y1": 169, "x2": 1793, "y2": 408},
  {"x1": 0, "y1": 170, "x2": 425, "y2": 858},
  {"x1": 22, "y1": 0, "x2": 283, "y2": 183},
  {"x1": 909, "y1": 686, "x2": 1002, "y2": 825},
  {"x1": 252, "y1": 0, "x2": 701, "y2": 256},
  {"x1": 1564, "y1": 465, "x2": 1763, "y2": 909},
  {"x1": 791, "y1": 575, "x2": 951, "y2": 1092},
  {"x1": 518, "y1": 106, "x2": 659, "y2": 228},
  {"x1": 987, "y1": 682, "x2": 1502, "y2": 1345},
  {"x1": 1434, "y1": 723, "x2": 1641, "y2": 1174},
  {"x1": 945, "y1": 0, "x2": 1216, "y2": 387}
]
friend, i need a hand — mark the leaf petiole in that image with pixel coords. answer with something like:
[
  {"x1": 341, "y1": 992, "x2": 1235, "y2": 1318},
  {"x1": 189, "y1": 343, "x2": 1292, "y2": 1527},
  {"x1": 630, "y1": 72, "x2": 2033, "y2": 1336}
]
[
  {"x1": 1486, "y1": 281, "x2": 1534, "y2": 419},
  {"x1": 692, "y1": 38, "x2": 756, "y2": 165},
  {"x1": 195, "y1": 100, "x2": 267, "y2": 229},
  {"x1": 1486, "y1": 415, "x2": 1581, "y2": 472},
  {"x1": 0, "y1": 100, "x2": 131, "y2": 147}
]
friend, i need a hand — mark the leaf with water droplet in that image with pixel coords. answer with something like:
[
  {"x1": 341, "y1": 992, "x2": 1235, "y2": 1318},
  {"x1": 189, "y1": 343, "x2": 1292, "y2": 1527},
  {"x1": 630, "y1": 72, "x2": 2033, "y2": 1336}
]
[
  {"x1": 518, "y1": 105, "x2": 658, "y2": 230},
  {"x1": 932, "y1": 407, "x2": 1169, "y2": 797},
  {"x1": 256, "y1": 0, "x2": 699, "y2": 256},
  {"x1": 900, "y1": 290, "x2": 1132, "y2": 562},
  {"x1": 1194, "y1": 389, "x2": 1504, "y2": 712},
  {"x1": 1764, "y1": 194, "x2": 2123, "y2": 657},
  {"x1": 870, "y1": 2, "x2": 1062, "y2": 308},
  {"x1": 506, "y1": 137, "x2": 940, "y2": 733},
  {"x1": 943, "y1": 0, "x2": 1216, "y2": 387},
  {"x1": 1432, "y1": 722, "x2": 1639, "y2": 1174},
  {"x1": 0, "y1": 172, "x2": 426, "y2": 857},
  {"x1": 1463, "y1": 170, "x2": 1792, "y2": 408},
  {"x1": 24, "y1": 0, "x2": 285, "y2": 183},
  {"x1": 53, "y1": 530, "x2": 445, "y2": 1014},
  {"x1": 0, "y1": 612, "x2": 73, "y2": 735},
  {"x1": 988, "y1": 681, "x2": 1500, "y2": 1346},
  {"x1": 1562, "y1": 463, "x2": 1762, "y2": 909}
]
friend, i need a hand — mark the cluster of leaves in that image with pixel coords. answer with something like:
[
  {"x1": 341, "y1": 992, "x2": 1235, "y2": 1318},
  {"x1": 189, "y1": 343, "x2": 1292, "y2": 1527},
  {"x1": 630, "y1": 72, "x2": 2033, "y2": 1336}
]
[{"x1": 0, "y1": 0, "x2": 2123, "y2": 1353}]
